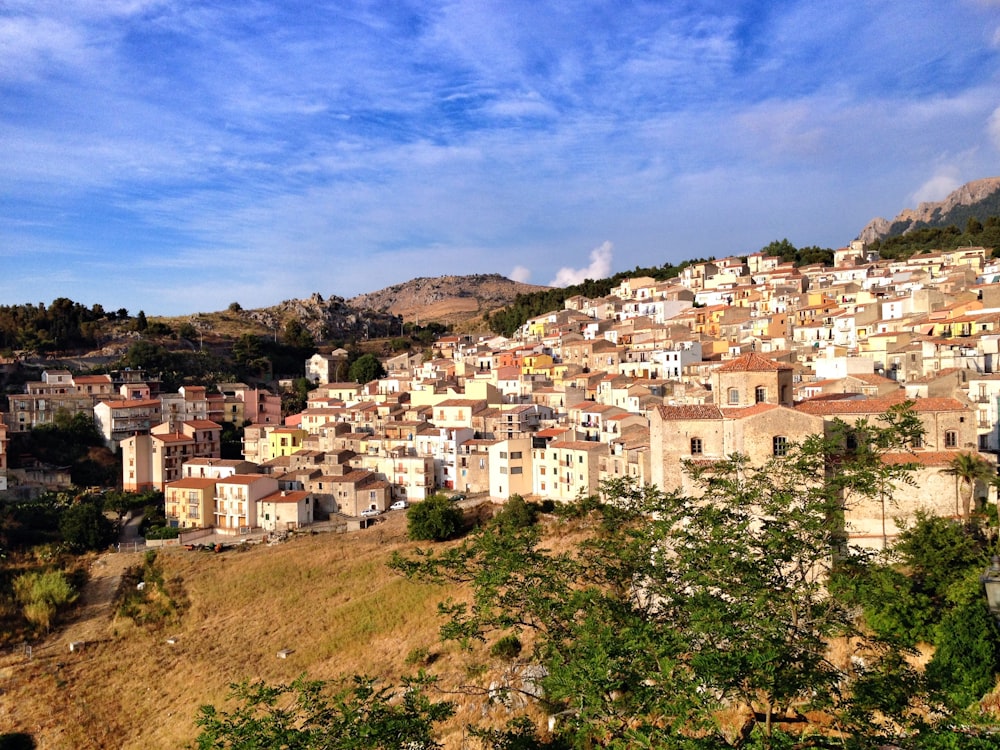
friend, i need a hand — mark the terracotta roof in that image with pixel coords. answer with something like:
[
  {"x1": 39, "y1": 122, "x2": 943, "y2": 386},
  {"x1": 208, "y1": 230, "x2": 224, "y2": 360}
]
[
  {"x1": 551, "y1": 440, "x2": 607, "y2": 451},
  {"x1": 656, "y1": 404, "x2": 724, "y2": 420},
  {"x1": 152, "y1": 433, "x2": 193, "y2": 444},
  {"x1": 261, "y1": 490, "x2": 310, "y2": 503},
  {"x1": 795, "y1": 393, "x2": 968, "y2": 415},
  {"x1": 73, "y1": 375, "x2": 112, "y2": 384},
  {"x1": 218, "y1": 474, "x2": 273, "y2": 485},
  {"x1": 719, "y1": 403, "x2": 783, "y2": 418},
  {"x1": 714, "y1": 352, "x2": 793, "y2": 372},
  {"x1": 882, "y1": 451, "x2": 972, "y2": 467},
  {"x1": 100, "y1": 398, "x2": 161, "y2": 409},
  {"x1": 847, "y1": 373, "x2": 898, "y2": 386}
]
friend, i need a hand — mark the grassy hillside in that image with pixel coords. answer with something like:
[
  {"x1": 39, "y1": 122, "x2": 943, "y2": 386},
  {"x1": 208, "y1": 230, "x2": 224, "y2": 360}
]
[{"x1": 0, "y1": 511, "x2": 520, "y2": 749}]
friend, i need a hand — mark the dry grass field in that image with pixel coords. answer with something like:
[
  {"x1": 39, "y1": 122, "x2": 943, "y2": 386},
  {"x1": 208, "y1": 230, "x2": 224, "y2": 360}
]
[{"x1": 0, "y1": 511, "x2": 519, "y2": 749}]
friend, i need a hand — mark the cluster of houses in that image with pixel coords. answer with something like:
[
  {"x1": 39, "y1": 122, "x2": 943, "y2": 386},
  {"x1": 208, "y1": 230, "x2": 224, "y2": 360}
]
[{"x1": 2, "y1": 241, "x2": 1000, "y2": 546}]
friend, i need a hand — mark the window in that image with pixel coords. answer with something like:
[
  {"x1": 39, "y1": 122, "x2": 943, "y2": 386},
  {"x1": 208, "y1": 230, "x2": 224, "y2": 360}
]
[
  {"x1": 773, "y1": 435, "x2": 788, "y2": 457},
  {"x1": 500, "y1": 451, "x2": 508, "y2": 459},
  {"x1": 728, "y1": 388, "x2": 739, "y2": 405},
  {"x1": 511, "y1": 467, "x2": 522, "y2": 475},
  {"x1": 945, "y1": 430, "x2": 957, "y2": 448},
  {"x1": 511, "y1": 451, "x2": 522, "y2": 459},
  {"x1": 690, "y1": 437, "x2": 703, "y2": 455},
  {"x1": 755, "y1": 386, "x2": 766, "y2": 404}
]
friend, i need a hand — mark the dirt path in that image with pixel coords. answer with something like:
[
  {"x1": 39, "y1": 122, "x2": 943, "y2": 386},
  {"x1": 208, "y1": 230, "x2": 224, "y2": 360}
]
[{"x1": 51, "y1": 551, "x2": 133, "y2": 652}]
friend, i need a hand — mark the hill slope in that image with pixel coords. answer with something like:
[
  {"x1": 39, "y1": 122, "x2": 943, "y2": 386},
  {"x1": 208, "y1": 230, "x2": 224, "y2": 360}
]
[
  {"x1": 348, "y1": 273, "x2": 548, "y2": 326},
  {"x1": 0, "y1": 511, "x2": 533, "y2": 749}
]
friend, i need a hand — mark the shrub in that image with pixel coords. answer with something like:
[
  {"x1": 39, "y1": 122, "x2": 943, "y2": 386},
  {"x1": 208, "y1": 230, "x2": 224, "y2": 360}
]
[
  {"x1": 13, "y1": 569, "x2": 77, "y2": 633},
  {"x1": 491, "y1": 495, "x2": 538, "y2": 531},
  {"x1": 407, "y1": 495, "x2": 463, "y2": 542},
  {"x1": 405, "y1": 646, "x2": 430, "y2": 666},
  {"x1": 926, "y1": 598, "x2": 1000, "y2": 709},
  {"x1": 490, "y1": 634, "x2": 522, "y2": 661},
  {"x1": 58, "y1": 501, "x2": 117, "y2": 553}
]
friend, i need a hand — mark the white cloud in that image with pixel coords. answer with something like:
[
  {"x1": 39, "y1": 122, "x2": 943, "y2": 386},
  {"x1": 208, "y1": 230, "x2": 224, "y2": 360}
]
[
  {"x1": 910, "y1": 168, "x2": 962, "y2": 205},
  {"x1": 509, "y1": 265, "x2": 531, "y2": 283},
  {"x1": 990, "y1": 105, "x2": 1000, "y2": 150},
  {"x1": 549, "y1": 241, "x2": 614, "y2": 287}
]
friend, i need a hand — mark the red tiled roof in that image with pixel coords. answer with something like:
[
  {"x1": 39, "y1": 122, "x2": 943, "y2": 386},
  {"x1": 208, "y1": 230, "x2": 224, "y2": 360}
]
[
  {"x1": 261, "y1": 490, "x2": 310, "y2": 503},
  {"x1": 714, "y1": 352, "x2": 793, "y2": 372},
  {"x1": 795, "y1": 393, "x2": 968, "y2": 415},
  {"x1": 656, "y1": 404, "x2": 724, "y2": 420}
]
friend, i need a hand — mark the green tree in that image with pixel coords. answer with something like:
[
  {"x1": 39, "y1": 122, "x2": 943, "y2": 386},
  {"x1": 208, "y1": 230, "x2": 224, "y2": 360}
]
[
  {"x1": 347, "y1": 353, "x2": 386, "y2": 384},
  {"x1": 393, "y1": 428, "x2": 933, "y2": 747},
  {"x1": 283, "y1": 319, "x2": 314, "y2": 350},
  {"x1": 828, "y1": 403, "x2": 925, "y2": 549},
  {"x1": 59, "y1": 501, "x2": 117, "y2": 552},
  {"x1": 895, "y1": 511, "x2": 985, "y2": 605},
  {"x1": 13, "y1": 569, "x2": 77, "y2": 633},
  {"x1": 232, "y1": 334, "x2": 262, "y2": 368},
  {"x1": 405, "y1": 495, "x2": 463, "y2": 542},
  {"x1": 491, "y1": 494, "x2": 538, "y2": 531},
  {"x1": 941, "y1": 452, "x2": 993, "y2": 522},
  {"x1": 926, "y1": 597, "x2": 1000, "y2": 709},
  {"x1": 195, "y1": 674, "x2": 454, "y2": 749},
  {"x1": 281, "y1": 377, "x2": 315, "y2": 417}
]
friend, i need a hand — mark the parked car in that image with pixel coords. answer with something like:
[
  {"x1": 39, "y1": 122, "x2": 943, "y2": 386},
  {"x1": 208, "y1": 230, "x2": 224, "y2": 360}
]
[
  {"x1": 360, "y1": 507, "x2": 382, "y2": 518},
  {"x1": 449, "y1": 493, "x2": 466, "y2": 502},
  {"x1": 389, "y1": 500, "x2": 408, "y2": 511}
]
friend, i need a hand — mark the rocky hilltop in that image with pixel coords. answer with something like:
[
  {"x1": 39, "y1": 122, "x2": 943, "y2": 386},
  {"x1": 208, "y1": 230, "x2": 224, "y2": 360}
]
[
  {"x1": 244, "y1": 293, "x2": 402, "y2": 341},
  {"x1": 858, "y1": 176, "x2": 1000, "y2": 244},
  {"x1": 348, "y1": 273, "x2": 547, "y2": 326}
]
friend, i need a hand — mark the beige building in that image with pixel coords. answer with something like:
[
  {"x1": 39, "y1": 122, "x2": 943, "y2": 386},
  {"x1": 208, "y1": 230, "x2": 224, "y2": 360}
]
[
  {"x1": 122, "y1": 420, "x2": 222, "y2": 491},
  {"x1": 213, "y1": 474, "x2": 280, "y2": 534},
  {"x1": 712, "y1": 351, "x2": 795, "y2": 408},
  {"x1": 6, "y1": 371, "x2": 114, "y2": 433},
  {"x1": 258, "y1": 489, "x2": 314, "y2": 531},
  {"x1": 94, "y1": 398, "x2": 163, "y2": 449},
  {"x1": 487, "y1": 437, "x2": 532, "y2": 500},
  {"x1": 533, "y1": 439, "x2": 605, "y2": 502}
]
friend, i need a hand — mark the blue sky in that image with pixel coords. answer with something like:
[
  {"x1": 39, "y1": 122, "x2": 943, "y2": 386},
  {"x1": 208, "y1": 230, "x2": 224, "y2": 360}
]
[{"x1": 4, "y1": 1, "x2": 1000, "y2": 316}]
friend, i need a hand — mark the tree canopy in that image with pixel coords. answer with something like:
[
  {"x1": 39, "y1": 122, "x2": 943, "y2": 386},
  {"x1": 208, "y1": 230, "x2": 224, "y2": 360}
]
[
  {"x1": 347, "y1": 353, "x2": 386, "y2": 384},
  {"x1": 390, "y1": 413, "x2": 997, "y2": 747}
]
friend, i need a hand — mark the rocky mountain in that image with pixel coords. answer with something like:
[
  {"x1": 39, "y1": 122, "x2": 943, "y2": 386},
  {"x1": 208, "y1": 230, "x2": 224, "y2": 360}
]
[
  {"x1": 858, "y1": 176, "x2": 1000, "y2": 244},
  {"x1": 242, "y1": 293, "x2": 403, "y2": 341},
  {"x1": 347, "y1": 273, "x2": 548, "y2": 327}
]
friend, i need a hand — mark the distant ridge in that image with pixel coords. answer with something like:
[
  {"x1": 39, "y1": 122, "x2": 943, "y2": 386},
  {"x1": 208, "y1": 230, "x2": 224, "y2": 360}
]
[
  {"x1": 348, "y1": 273, "x2": 548, "y2": 326},
  {"x1": 858, "y1": 177, "x2": 1000, "y2": 244}
]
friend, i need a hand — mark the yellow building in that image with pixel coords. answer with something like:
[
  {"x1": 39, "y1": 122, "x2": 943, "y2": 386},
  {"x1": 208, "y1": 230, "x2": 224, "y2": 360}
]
[
  {"x1": 164, "y1": 477, "x2": 218, "y2": 529},
  {"x1": 267, "y1": 427, "x2": 308, "y2": 458}
]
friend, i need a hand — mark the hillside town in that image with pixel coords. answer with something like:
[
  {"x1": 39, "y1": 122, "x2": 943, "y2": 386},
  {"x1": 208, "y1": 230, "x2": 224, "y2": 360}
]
[{"x1": 2, "y1": 240, "x2": 998, "y2": 548}]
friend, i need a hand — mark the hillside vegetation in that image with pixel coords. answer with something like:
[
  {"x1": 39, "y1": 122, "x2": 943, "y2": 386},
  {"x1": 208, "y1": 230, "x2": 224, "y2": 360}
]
[{"x1": 0, "y1": 511, "x2": 509, "y2": 749}]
